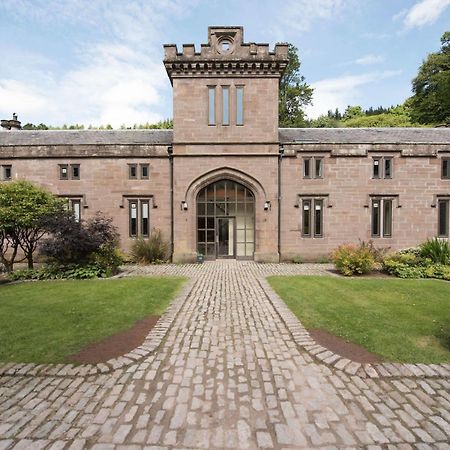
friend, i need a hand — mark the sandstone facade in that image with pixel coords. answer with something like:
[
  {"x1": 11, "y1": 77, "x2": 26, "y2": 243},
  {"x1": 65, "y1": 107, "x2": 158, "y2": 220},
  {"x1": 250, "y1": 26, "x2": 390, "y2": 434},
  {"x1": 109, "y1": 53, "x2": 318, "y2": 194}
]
[{"x1": 1, "y1": 27, "x2": 450, "y2": 262}]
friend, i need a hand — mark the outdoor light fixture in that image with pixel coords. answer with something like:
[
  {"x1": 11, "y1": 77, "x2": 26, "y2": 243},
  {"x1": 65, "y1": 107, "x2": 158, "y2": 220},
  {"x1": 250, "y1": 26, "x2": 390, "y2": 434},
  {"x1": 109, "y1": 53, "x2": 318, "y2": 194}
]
[
  {"x1": 264, "y1": 201, "x2": 271, "y2": 211},
  {"x1": 181, "y1": 200, "x2": 188, "y2": 211}
]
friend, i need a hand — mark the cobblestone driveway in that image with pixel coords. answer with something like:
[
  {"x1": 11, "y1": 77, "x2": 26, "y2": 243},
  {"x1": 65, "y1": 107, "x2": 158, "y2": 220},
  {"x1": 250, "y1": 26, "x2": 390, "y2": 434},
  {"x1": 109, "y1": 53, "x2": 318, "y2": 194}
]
[{"x1": 0, "y1": 261, "x2": 449, "y2": 449}]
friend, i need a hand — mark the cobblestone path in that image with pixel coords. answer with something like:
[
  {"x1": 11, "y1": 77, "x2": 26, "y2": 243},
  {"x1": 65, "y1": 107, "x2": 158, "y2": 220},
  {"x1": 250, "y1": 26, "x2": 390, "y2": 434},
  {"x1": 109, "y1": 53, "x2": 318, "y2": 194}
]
[{"x1": 0, "y1": 262, "x2": 449, "y2": 449}]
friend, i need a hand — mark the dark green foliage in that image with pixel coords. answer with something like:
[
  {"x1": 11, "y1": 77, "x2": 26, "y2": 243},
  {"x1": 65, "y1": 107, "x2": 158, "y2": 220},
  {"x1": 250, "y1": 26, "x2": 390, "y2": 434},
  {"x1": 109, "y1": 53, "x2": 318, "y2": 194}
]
[
  {"x1": 278, "y1": 43, "x2": 313, "y2": 128},
  {"x1": 9, "y1": 263, "x2": 111, "y2": 281},
  {"x1": 409, "y1": 32, "x2": 450, "y2": 124},
  {"x1": 419, "y1": 237, "x2": 450, "y2": 265},
  {"x1": 130, "y1": 229, "x2": 169, "y2": 264}
]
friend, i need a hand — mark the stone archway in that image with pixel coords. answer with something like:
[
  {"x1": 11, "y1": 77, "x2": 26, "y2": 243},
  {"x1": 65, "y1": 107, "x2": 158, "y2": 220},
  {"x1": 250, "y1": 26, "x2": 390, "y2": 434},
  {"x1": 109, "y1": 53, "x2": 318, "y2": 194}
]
[{"x1": 196, "y1": 179, "x2": 255, "y2": 259}]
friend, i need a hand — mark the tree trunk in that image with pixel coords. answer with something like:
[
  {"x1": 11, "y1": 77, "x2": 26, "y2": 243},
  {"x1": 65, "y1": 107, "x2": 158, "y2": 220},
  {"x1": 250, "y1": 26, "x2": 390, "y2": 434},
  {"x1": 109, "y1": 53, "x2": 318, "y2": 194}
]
[{"x1": 27, "y1": 254, "x2": 34, "y2": 270}]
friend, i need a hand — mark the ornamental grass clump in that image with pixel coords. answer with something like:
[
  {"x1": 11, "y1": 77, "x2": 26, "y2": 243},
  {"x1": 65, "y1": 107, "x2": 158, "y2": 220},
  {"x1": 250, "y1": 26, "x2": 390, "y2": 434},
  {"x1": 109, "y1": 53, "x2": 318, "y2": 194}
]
[
  {"x1": 418, "y1": 238, "x2": 450, "y2": 265},
  {"x1": 130, "y1": 229, "x2": 169, "y2": 264},
  {"x1": 331, "y1": 243, "x2": 375, "y2": 276}
]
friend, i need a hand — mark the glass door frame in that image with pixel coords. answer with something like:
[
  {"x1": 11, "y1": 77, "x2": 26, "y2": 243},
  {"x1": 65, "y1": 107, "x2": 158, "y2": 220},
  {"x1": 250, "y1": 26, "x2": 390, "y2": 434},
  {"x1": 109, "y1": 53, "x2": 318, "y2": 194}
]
[{"x1": 216, "y1": 216, "x2": 236, "y2": 259}]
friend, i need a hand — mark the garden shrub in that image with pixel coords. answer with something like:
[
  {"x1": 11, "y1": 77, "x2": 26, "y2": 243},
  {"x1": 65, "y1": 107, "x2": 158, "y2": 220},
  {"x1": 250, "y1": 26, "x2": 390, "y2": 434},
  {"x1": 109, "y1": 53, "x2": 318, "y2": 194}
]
[
  {"x1": 9, "y1": 263, "x2": 110, "y2": 281},
  {"x1": 291, "y1": 255, "x2": 302, "y2": 264},
  {"x1": 331, "y1": 243, "x2": 375, "y2": 276},
  {"x1": 130, "y1": 229, "x2": 169, "y2": 264},
  {"x1": 419, "y1": 238, "x2": 450, "y2": 265}
]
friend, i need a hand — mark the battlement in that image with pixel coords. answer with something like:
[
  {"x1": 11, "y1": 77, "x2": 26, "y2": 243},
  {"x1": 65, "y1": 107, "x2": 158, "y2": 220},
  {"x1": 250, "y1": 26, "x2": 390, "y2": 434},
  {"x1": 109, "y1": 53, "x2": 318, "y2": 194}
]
[{"x1": 163, "y1": 26, "x2": 288, "y2": 82}]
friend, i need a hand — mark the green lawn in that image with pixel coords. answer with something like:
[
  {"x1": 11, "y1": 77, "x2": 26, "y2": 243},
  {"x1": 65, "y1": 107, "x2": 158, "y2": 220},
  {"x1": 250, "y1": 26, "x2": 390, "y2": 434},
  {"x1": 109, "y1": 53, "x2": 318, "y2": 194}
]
[
  {"x1": 0, "y1": 277, "x2": 185, "y2": 364},
  {"x1": 268, "y1": 276, "x2": 450, "y2": 364}
]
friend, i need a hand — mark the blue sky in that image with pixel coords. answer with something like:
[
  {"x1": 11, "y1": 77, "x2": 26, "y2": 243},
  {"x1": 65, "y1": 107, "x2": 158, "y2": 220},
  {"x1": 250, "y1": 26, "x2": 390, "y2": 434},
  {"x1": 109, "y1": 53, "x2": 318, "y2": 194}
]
[{"x1": 0, "y1": 0, "x2": 449, "y2": 127}]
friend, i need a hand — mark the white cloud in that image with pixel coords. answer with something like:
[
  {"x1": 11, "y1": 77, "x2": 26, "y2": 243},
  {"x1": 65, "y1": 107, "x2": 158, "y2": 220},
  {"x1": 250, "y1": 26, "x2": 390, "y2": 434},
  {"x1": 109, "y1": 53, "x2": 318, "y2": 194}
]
[
  {"x1": 306, "y1": 70, "x2": 401, "y2": 118},
  {"x1": 271, "y1": 0, "x2": 345, "y2": 36},
  {"x1": 0, "y1": 0, "x2": 198, "y2": 127},
  {"x1": 355, "y1": 54, "x2": 384, "y2": 65},
  {"x1": 398, "y1": 0, "x2": 450, "y2": 29}
]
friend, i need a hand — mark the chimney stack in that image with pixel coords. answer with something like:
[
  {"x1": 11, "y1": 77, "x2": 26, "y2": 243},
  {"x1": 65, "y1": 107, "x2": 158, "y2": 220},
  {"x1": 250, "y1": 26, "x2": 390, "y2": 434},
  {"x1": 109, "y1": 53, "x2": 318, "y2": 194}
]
[{"x1": 1, "y1": 113, "x2": 22, "y2": 131}]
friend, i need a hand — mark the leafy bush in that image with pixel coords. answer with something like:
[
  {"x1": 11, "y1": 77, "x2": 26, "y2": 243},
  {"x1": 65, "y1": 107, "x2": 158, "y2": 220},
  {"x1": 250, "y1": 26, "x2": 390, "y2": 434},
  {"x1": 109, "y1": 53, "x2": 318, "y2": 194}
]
[
  {"x1": 359, "y1": 240, "x2": 390, "y2": 263},
  {"x1": 9, "y1": 263, "x2": 111, "y2": 281},
  {"x1": 419, "y1": 238, "x2": 450, "y2": 265},
  {"x1": 130, "y1": 229, "x2": 169, "y2": 264},
  {"x1": 331, "y1": 243, "x2": 375, "y2": 276},
  {"x1": 382, "y1": 259, "x2": 426, "y2": 278},
  {"x1": 291, "y1": 255, "x2": 302, "y2": 264},
  {"x1": 40, "y1": 212, "x2": 120, "y2": 272}
]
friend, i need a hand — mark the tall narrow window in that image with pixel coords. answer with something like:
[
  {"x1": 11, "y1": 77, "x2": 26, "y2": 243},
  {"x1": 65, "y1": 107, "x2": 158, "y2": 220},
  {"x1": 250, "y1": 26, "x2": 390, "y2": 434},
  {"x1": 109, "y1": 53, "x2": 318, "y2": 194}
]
[
  {"x1": 222, "y1": 86, "x2": 229, "y2": 125},
  {"x1": 236, "y1": 86, "x2": 244, "y2": 125},
  {"x1": 208, "y1": 86, "x2": 216, "y2": 125},
  {"x1": 141, "y1": 164, "x2": 149, "y2": 179},
  {"x1": 315, "y1": 158, "x2": 323, "y2": 178},
  {"x1": 59, "y1": 164, "x2": 68, "y2": 180},
  {"x1": 314, "y1": 199, "x2": 323, "y2": 237},
  {"x1": 303, "y1": 158, "x2": 311, "y2": 178},
  {"x1": 129, "y1": 201, "x2": 138, "y2": 237},
  {"x1": 438, "y1": 200, "x2": 449, "y2": 237},
  {"x1": 70, "y1": 199, "x2": 81, "y2": 222},
  {"x1": 373, "y1": 158, "x2": 381, "y2": 179},
  {"x1": 384, "y1": 158, "x2": 392, "y2": 179},
  {"x1": 141, "y1": 201, "x2": 149, "y2": 237},
  {"x1": 302, "y1": 199, "x2": 311, "y2": 236},
  {"x1": 442, "y1": 158, "x2": 450, "y2": 179},
  {"x1": 372, "y1": 198, "x2": 393, "y2": 237},
  {"x1": 129, "y1": 164, "x2": 137, "y2": 179},
  {"x1": 301, "y1": 197, "x2": 325, "y2": 238}
]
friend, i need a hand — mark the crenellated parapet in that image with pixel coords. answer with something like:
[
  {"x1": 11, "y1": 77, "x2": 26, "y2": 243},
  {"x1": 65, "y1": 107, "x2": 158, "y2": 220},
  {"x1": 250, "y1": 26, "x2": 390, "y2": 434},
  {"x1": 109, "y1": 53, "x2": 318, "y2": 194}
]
[{"x1": 163, "y1": 26, "x2": 289, "y2": 83}]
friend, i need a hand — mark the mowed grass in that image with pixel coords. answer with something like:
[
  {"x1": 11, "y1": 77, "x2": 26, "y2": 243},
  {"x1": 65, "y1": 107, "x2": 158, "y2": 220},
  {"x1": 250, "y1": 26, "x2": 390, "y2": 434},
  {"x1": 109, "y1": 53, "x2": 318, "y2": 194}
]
[
  {"x1": 0, "y1": 277, "x2": 185, "y2": 363},
  {"x1": 268, "y1": 276, "x2": 450, "y2": 364}
]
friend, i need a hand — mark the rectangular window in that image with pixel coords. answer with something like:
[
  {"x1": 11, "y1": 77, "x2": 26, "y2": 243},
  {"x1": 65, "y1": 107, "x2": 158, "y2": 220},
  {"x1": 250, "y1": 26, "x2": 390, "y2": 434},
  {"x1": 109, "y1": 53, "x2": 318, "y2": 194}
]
[
  {"x1": 222, "y1": 86, "x2": 229, "y2": 125},
  {"x1": 208, "y1": 86, "x2": 216, "y2": 126},
  {"x1": 303, "y1": 157, "x2": 323, "y2": 179},
  {"x1": 236, "y1": 86, "x2": 244, "y2": 125},
  {"x1": 438, "y1": 200, "x2": 449, "y2": 237},
  {"x1": 442, "y1": 158, "x2": 450, "y2": 179},
  {"x1": 141, "y1": 201, "x2": 149, "y2": 237},
  {"x1": 129, "y1": 201, "x2": 138, "y2": 237},
  {"x1": 301, "y1": 197, "x2": 324, "y2": 238},
  {"x1": 69, "y1": 199, "x2": 81, "y2": 222},
  {"x1": 141, "y1": 164, "x2": 149, "y2": 179},
  {"x1": 129, "y1": 164, "x2": 137, "y2": 179},
  {"x1": 384, "y1": 158, "x2": 392, "y2": 179},
  {"x1": 373, "y1": 157, "x2": 393, "y2": 179},
  {"x1": 303, "y1": 158, "x2": 311, "y2": 178},
  {"x1": 314, "y1": 199, "x2": 323, "y2": 237},
  {"x1": 71, "y1": 164, "x2": 80, "y2": 180},
  {"x1": 372, "y1": 198, "x2": 393, "y2": 238},
  {"x1": 2, "y1": 165, "x2": 12, "y2": 181},
  {"x1": 59, "y1": 164, "x2": 68, "y2": 180},
  {"x1": 302, "y1": 199, "x2": 311, "y2": 237}
]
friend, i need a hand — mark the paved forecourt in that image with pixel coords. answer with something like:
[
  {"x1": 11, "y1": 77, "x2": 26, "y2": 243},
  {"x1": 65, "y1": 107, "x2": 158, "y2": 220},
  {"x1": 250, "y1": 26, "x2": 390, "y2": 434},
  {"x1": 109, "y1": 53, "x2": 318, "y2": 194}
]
[{"x1": 0, "y1": 261, "x2": 449, "y2": 449}]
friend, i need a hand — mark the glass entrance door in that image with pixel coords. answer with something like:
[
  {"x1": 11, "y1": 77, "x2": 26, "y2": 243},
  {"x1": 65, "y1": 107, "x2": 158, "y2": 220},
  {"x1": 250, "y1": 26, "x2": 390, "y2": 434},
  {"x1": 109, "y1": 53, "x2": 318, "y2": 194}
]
[{"x1": 216, "y1": 217, "x2": 235, "y2": 258}]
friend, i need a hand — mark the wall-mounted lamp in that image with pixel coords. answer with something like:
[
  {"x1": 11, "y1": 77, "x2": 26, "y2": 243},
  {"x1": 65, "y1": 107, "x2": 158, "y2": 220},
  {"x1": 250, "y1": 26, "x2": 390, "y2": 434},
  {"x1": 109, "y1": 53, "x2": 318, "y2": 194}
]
[
  {"x1": 264, "y1": 200, "x2": 271, "y2": 211},
  {"x1": 181, "y1": 200, "x2": 188, "y2": 211}
]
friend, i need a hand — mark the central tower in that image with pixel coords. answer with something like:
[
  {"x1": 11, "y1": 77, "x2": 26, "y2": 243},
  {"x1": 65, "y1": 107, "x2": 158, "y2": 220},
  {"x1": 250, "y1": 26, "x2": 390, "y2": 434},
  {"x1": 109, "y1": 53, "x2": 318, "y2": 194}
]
[{"x1": 164, "y1": 27, "x2": 288, "y2": 262}]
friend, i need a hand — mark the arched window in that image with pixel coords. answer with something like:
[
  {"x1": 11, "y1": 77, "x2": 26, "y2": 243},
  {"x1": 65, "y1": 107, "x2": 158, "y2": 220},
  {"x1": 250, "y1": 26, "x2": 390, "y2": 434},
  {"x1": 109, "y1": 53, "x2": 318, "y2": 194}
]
[{"x1": 196, "y1": 179, "x2": 255, "y2": 259}]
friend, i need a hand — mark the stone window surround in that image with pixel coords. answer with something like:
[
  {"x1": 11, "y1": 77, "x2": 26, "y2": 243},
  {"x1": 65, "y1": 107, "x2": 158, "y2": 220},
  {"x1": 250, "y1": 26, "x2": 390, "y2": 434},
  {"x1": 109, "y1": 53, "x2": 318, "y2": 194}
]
[
  {"x1": 302, "y1": 156, "x2": 324, "y2": 179},
  {"x1": 59, "y1": 163, "x2": 80, "y2": 180},
  {"x1": 370, "y1": 196, "x2": 394, "y2": 238},
  {"x1": 128, "y1": 163, "x2": 150, "y2": 180},
  {"x1": 441, "y1": 157, "x2": 450, "y2": 179},
  {"x1": 372, "y1": 156, "x2": 393, "y2": 179},
  {"x1": 295, "y1": 194, "x2": 330, "y2": 238},
  {"x1": 207, "y1": 83, "x2": 245, "y2": 127},
  {"x1": 1, "y1": 164, "x2": 12, "y2": 181},
  {"x1": 128, "y1": 198, "x2": 152, "y2": 238}
]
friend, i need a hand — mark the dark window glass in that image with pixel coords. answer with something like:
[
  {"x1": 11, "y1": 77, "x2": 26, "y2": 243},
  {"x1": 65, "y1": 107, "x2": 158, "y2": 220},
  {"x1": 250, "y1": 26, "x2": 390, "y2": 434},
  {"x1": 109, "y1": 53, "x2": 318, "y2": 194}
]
[
  {"x1": 59, "y1": 164, "x2": 68, "y2": 180},
  {"x1": 442, "y1": 159, "x2": 450, "y2": 179},
  {"x1": 383, "y1": 199, "x2": 392, "y2": 237},
  {"x1": 372, "y1": 199, "x2": 381, "y2": 237},
  {"x1": 129, "y1": 164, "x2": 137, "y2": 179},
  {"x1": 384, "y1": 158, "x2": 392, "y2": 179},
  {"x1": 302, "y1": 199, "x2": 311, "y2": 236},
  {"x1": 303, "y1": 158, "x2": 311, "y2": 178},
  {"x1": 141, "y1": 164, "x2": 149, "y2": 179},
  {"x1": 141, "y1": 201, "x2": 149, "y2": 236},
  {"x1": 315, "y1": 158, "x2": 323, "y2": 178},
  {"x1": 3, "y1": 165, "x2": 12, "y2": 181},
  {"x1": 314, "y1": 199, "x2": 323, "y2": 237},
  {"x1": 438, "y1": 200, "x2": 449, "y2": 237},
  {"x1": 130, "y1": 201, "x2": 138, "y2": 236},
  {"x1": 373, "y1": 158, "x2": 380, "y2": 179},
  {"x1": 71, "y1": 164, "x2": 80, "y2": 180}
]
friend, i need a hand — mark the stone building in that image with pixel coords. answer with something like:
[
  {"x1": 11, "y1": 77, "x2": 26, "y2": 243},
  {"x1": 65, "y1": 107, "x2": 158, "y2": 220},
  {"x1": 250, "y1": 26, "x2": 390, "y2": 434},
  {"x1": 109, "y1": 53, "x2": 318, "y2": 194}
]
[{"x1": 1, "y1": 26, "x2": 450, "y2": 262}]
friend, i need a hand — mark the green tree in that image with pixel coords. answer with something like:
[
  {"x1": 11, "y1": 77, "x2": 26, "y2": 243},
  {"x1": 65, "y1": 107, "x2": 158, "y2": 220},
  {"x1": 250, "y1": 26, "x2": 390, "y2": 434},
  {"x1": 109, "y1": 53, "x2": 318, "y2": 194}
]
[
  {"x1": 279, "y1": 43, "x2": 313, "y2": 127},
  {"x1": 0, "y1": 181, "x2": 64, "y2": 271},
  {"x1": 409, "y1": 31, "x2": 450, "y2": 124},
  {"x1": 310, "y1": 115, "x2": 341, "y2": 128},
  {"x1": 342, "y1": 105, "x2": 364, "y2": 121}
]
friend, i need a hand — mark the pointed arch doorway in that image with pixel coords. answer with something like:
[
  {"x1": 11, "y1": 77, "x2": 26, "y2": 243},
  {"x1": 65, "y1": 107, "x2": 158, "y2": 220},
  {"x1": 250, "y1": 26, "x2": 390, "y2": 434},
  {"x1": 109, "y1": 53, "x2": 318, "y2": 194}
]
[{"x1": 196, "y1": 179, "x2": 255, "y2": 260}]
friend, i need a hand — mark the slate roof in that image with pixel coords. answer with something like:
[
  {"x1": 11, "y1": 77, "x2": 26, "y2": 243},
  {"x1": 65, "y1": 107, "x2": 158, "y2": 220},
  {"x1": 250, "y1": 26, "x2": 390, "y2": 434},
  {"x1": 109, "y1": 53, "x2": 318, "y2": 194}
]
[
  {"x1": 0, "y1": 128, "x2": 449, "y2": 146},
  {"x1": 0, "y1": 130, "x2": 173, "y2": 146},
  {"x1": 279, "y1": 128, "x2": 450, "y2": 144}
]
